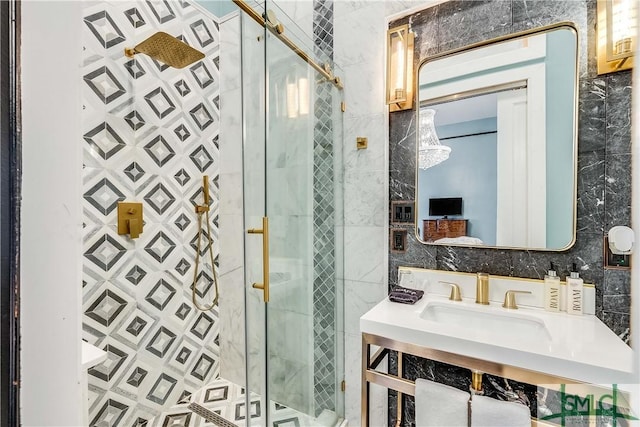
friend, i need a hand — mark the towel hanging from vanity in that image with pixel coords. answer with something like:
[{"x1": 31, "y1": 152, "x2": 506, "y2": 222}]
[
  {"x1": 415, "y1": 378, "x2": 469, "y2": 427},
  {"x1": 414, "y1": 378, "x2": 531, "y2": 427},
  {"x1": 470, "y1": 394, "x2": 531, "y2": 427}
]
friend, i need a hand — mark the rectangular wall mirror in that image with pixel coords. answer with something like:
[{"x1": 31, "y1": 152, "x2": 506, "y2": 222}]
[{"x1": 416, "y1": 23, "x2": 578, "y2": 251}]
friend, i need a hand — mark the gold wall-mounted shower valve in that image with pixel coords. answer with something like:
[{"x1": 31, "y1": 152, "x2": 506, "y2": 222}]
[{"x1": 117, "y1": 202, "x2": 143, "y2": 239}]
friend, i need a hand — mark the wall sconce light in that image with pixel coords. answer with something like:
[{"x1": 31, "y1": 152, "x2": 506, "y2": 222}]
[
  {"x1": 285, "y1": 76, "x2": 310, "y2": 119},
  {"x1": 386, "y1": 24, "x2": 415, "y2": 112},
  {"x1": 597, "y1": 0, "x2": 637, "y2": 75}
]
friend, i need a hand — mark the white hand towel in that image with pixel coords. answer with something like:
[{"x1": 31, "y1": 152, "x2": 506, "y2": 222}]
[
  {"x1": 470, "y1": 394, "x2": 531, "y2": 427},
  {"x1": 415, "y1": 378, "x2": 470, "y2": 427}
]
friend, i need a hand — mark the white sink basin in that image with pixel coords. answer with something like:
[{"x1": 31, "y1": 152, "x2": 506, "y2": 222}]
[
  {"x1": 419, "y1": 301, "x2": 551, "y2": 342},
  {"x1": 360, "y1": 294, "x2": 634, "y2": 385}
]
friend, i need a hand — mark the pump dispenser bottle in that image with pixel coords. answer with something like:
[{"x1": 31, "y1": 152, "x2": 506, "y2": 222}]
[
  {"x1": 544, "y1": 262, "x2": 561, "y2": 312},
  {"x1": 566, "y1": 263, "x2": 583, "y2": 315}
]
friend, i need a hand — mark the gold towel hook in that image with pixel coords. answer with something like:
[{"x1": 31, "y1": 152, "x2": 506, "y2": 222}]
[{"x1": 192, "y1": 175, "x2": 219, "y2": 311}]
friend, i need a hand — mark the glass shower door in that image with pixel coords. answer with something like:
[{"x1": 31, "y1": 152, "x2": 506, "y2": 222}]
[
  {"x1": 263, "y1": 23, "x2": 318, "y2": 420},
  {"x1": 242, "y1": 2, "x2": 344, "y2": 425}
]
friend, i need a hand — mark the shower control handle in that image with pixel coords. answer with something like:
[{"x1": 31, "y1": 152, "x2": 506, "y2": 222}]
[{"x1": 247, "y1": 217, "x2": 270, "y2": 303}]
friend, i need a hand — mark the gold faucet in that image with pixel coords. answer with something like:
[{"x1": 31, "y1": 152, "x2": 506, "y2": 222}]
[
  {"x1": 476, "y1": 273, "x2": 489, "y2": 305},
  {"x1": 439, "y1": 281, "x2": 462, "y2": 301},
  {"x1": 502, "y1": 290, "x2": 532, "y2": 309}
]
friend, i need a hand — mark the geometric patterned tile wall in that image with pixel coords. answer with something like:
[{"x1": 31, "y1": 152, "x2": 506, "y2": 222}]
[
  {"x1": 81, "y1": 2, "x2": 221, "y2": 425},
  {"x1": 312, "y1": 0, "x2": 337, "y2": 416}
]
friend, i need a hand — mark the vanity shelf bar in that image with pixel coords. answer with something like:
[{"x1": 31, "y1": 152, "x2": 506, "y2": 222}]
[{"x1": 361, "y1": 332, "x2": 578, "y2": 427}]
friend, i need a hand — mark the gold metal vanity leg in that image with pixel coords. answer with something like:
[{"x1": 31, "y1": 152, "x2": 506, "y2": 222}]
[
  {"x1": 396, "y1": 351, "x2": 403, "y2": 427},
  {"x1": 471, "y1": 370, "x2": 483, "y2": 392},
  {"x1": 361, "y1": 335, "x2": 370, "y2": 427}
]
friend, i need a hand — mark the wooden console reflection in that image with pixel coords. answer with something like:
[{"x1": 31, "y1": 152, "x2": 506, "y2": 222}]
[{"x1": 423, "y1": 219, "x2": 467, "y2": 241}]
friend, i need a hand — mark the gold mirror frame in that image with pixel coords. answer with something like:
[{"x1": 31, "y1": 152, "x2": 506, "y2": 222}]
[{"x1": 414, "y1": 22, "x2": 579, "y2": 252}]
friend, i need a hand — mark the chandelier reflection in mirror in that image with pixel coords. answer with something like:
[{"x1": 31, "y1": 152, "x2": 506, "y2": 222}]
[{"x1": 418, "y1": 109, "x2": 451, "y2": 169}]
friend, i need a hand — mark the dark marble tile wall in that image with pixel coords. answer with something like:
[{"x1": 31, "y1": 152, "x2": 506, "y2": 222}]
[{"x1": 388, "y1": 1, "x2": 632, "y2": 425}]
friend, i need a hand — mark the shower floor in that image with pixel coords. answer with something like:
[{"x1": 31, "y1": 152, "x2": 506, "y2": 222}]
[{"x1": 146, "y1": 377, "x2": 335, "y2": 427}]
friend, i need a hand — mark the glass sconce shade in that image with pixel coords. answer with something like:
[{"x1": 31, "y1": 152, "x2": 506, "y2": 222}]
[
  {"x1": 387, "y1": 24, "x2": 414, "y2": 111},
  {"x1": 418, "y1": 109, "x2": 451, "y2": 169},
  {"x1": 285, "y1": 75, "x2": 310, "y2": 119},
  {"x1": 597, "y1": 0, "x2": 636, "y2": 74}
]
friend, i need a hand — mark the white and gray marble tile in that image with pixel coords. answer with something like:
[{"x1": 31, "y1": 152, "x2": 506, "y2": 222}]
[
  {"x1": 334, "y1": 2, "x2": 386, "y2": 69},
  {"x1": 344, "y1": 225, "x2": 387, "y2": 285},
  {"x1": 219, "y1": 172, "x2": 243, "y2": 216},
  {"x1": 220, "y1": 15, "x2": 241, "y2": 93},
  {"x1": 219, "y1": 88, "x2": 243, "y2": 175},
  {"x1": 344, "y1": 279, "x2": 386, "y2": 335},
  {"x1": 344, "y1": 170, "x2": 386, "y2": 227},
  {"x1": 341, "y1": 62, "x2": 386, "y2": 119},
  {"x1": 342, "y1": 113, "x2": 387, "y2": 172},
  {"x1": 344, "y1": 331, "x2": 388, "y2": 427}
]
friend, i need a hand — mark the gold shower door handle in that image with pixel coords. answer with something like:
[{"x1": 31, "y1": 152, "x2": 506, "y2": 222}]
[{"x1": 247, "y1": 217, "x2": 270, "y2": 303}]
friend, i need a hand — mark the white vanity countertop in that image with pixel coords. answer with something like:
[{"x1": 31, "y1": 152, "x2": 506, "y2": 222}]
[{"x1": 360, "y1": 295, "x2": 635, "y2": 385}]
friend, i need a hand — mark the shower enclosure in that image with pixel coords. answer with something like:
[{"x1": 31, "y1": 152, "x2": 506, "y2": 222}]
[
  {"x1": 81, "y1": 0, "x2": 344, "y2": 423},
  {"x1": 220, "y1": 1, "x2": 345, "y2": 425}
]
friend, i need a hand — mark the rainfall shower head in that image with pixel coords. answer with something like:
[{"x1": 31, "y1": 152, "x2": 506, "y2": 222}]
[{"x1": 124, "y1": 32, "x2": 205, "y2": 69}]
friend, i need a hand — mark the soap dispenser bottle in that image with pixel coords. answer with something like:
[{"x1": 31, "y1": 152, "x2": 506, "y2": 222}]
[
  {"x1": 544, "y1": 262, "x2": 561, "y2": 312},
  {"x1": 566, "y1": 263, "x2": 583, "y2": 315}
]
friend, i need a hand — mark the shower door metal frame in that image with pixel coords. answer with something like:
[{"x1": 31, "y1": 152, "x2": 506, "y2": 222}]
[
  {"x1": 0, "y1": 0, "x2": 21, "y2": 425},
  {"x1": 231, "y1": 0, "x2": 342, "y2": 89},
  {"x1": 239, "y1": 1, "x2": 345, "y2": 423}
]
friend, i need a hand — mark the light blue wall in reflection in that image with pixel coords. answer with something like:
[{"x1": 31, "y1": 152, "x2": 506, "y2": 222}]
[
  {"x1": 545, "y1": 29, "x2": 577, "y2": 249},
  {"x1": 195, "y1": 0, "x2": 237, "y2": 18},
  {"x1": 418, "y1": 118, "x2": 498, "y2": 245}
]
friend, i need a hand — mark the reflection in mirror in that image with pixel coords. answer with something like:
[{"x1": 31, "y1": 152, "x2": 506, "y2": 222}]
[{"x1": 416, "y1": 24, "x2": 578, "y2": 251}]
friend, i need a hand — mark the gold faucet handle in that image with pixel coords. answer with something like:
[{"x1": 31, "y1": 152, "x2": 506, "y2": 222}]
[
  {"x1": 439, "y1": 281, "x2": 462, "y2": 301},
  {"x1": 502, "y1": 290, "x2": 532, "y2": 310}
]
